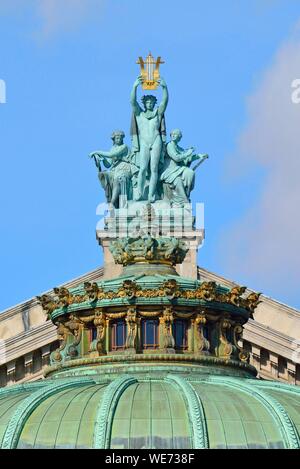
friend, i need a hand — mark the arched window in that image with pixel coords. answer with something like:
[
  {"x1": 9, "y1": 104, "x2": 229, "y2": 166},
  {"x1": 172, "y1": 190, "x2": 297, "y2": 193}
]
[
  {"x1": 111, "y1": 320, "x2": 126, "y2": 351},
  {"x1": 141, "y1": 319, "x2": 159, "y2": 350},
  {"x1": 173, "y1": 320, "x2": 188, "y2": 350}
]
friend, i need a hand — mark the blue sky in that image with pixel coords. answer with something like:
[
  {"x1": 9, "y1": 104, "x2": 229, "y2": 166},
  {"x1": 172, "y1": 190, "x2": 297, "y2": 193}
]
[{"x1": 1, "y1": 0, "x2": 300, "y2": 311}]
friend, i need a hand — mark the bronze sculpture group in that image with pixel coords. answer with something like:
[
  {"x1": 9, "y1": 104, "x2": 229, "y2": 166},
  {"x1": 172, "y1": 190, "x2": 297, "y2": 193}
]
[{"x1": 89, "y1": 77, "x2": 208, "y2": 208}]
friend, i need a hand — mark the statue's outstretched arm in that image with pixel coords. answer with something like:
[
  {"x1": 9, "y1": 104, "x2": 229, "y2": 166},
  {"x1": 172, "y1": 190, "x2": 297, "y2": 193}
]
[
  {"x1": 93, "y1": 145, "x2": 127, "y2": 159},
  {"x1": 130, "y1": 77, "x2": 142, "y2": 115},
  {"x1": 158, "y1": 77, "x2": 169, "y2": 115},
  {"x1": 108, "y1": 144, "x2": 128, "y2": 159},
  {"x1": 95, "y1": 150, "x2": 111, "y2": 158}
]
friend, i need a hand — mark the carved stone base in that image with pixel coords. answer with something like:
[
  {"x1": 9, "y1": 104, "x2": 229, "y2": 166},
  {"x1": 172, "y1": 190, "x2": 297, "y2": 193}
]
[{"x1": 97, "y1": 200, "x2": 204, "y2": 280}]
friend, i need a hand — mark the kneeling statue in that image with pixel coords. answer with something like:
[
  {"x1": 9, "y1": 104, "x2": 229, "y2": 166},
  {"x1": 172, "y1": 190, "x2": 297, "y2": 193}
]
[
  {"x1": 89, "y1": 130, "x2": 133, "y2": 208},
  {"x1": 161, "y1": 129, "x2": 208, "y2": 207}
]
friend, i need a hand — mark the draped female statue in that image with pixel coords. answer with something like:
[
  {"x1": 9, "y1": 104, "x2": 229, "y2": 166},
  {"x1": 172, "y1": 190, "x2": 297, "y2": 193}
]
[
  {"x1": 89, "y1": 130, "x2": 132, "y2": 208},
  {"x1": 161, "y1": 129, "x2": 208, "y2": 207}
]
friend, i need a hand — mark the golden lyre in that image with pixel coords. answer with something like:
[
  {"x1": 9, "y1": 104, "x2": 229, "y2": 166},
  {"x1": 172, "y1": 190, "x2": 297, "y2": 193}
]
[{"x1": 136, "y1": 53, "x2": 164, "y2": 90}]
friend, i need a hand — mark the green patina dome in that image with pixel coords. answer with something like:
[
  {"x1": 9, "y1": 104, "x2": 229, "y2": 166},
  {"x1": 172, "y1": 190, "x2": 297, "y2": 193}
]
[
  {"x1": 1, "y1": 373, "x2": 300, "y2": 449},
  {"x1": 1, "y1": 246, "x2": 300, "y2": 449}
]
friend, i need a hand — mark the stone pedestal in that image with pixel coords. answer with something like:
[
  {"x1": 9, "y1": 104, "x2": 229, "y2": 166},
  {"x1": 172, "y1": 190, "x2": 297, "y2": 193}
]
[
  {"x1": 99, "y1": 238, "x2": 123, "y2": 280},
  {"x1": 97, "y1": 200, "x2": 204, "y2": 280}
]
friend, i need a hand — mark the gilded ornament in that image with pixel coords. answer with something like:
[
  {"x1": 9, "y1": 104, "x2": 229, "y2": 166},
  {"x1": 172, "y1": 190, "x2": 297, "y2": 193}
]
[
  {"x1": 84, "y1": 282, "x2": 100, "y2": 302},
  {"x1": 53, "y1": 287, "x2": 73, "y2": 308},
  {"x1": 160, "y1": 307, "x2": 175, "y2": 349},
  {"x1": 245, "y1": 292, "x2": 262, "y2": 314},
  {"x1": 125, "y1": 307, "x2": 137, "y2": 350},
  {"x1": 227, "y1": 286, "x2": 247, "y2": 307}
]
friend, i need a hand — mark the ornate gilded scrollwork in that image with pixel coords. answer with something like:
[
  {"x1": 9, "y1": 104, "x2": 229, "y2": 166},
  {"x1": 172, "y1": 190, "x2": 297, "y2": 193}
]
[
  {"x1": 226, "y1": 286, "x2": 247, "y2": 307},
  {"x1": 64, "y1": 314, "x2": 83, "y2": 358},
  {"x1": 106, "y1": 312, "x2": 127, "y2": 319},
  {"x1": 161, "y1": 279, "x2": 179, "y2": 299},
  {"x1": 233, "y1": 324, "x2": 249, "y2": 362},
  {"x1": 160, "y1": 307, "x2": 175, "y2": 350},
  {"x1": 194, "y1": 313, "x2": 210, "y2": 354},
  {"x1": 118, "y1": 280, "x2": 141, "y2": 299},
  {"x1": 139, "y1": 311, "x2": 160, "y2": 318},
  {"x1": 36, "y1": 294, "x2": 57, "y2": 316},
  {"x1": 245, "y1": 292, "x2": 262, "y2": 315},
  {"x1": 92, "y1": 310, "x2": 106, "y2": 355},
  {"x1": 216, "y1": 317, "x2": 233, "y2": 359},
  {"x1": 186, "y1": 281, "x2": 216, "y2": 301},
  {"x1": 50, "y1": 322, "x2": 68, "y2": 363},
  {"x1": 48, "y1": 303, "x2": 255, "y2": 366},
  {"x1": 37, "y1": 281, "x2": 261, "y2": 319},
  {"x1": 84, "y1": 282, "x2": 100, "y2": 302},
  {"x1": 125, "y1": 307, "x2": 137, "y2": 350},
  {"x1": 53, "y1": 287, "x2": 74, "y2": 308}
]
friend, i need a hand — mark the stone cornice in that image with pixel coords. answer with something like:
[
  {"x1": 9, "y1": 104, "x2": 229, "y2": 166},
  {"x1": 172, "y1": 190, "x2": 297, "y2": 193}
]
[
  {"x1": 197, "y1": 267, "x2": 300, "y2": 319},
  {"x1": 244, "y1": 319, "x2": 298, "y2": 361},
  {"x1": 2, "y1": 321, "x2": 57, "y2": 364},
  {"x1": 0, "y1": 267, "x2": 104, "y2": 322}
]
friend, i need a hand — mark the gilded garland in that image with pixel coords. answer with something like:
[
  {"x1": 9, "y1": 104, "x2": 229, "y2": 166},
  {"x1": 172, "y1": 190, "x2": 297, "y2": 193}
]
[{"x1": 37, "y1": 280, "x2": 261, "y2": 316}]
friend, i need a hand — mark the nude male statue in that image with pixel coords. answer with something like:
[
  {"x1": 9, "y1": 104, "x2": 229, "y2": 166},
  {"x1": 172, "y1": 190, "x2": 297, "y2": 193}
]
[{"x1": 130, "y1": 76, "x2": 169, "y2": 203}]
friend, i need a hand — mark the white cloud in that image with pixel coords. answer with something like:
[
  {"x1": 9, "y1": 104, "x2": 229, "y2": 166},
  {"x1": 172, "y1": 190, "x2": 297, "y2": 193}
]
[
  {"x1": 0, "y1": 0, "x2": 106, "y2": 39},
  {"x1": 220, "y1": 32, "x2": 300, "y2": 302},
  {"x1": 36, "y1": 0, "x2": 103, "y2": 38}
]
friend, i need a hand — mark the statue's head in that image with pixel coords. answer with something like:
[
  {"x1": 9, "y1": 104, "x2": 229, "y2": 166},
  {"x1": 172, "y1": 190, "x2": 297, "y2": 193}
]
[
  {"x1": 170, "y1": 129, "x2": 182, "y2": 142},
  {"x1": 141, "y1": 95, "x2": 157, "y2": 111},
  {"x1": 111, "y1": 130, "x2": 125, "y2": 146}
]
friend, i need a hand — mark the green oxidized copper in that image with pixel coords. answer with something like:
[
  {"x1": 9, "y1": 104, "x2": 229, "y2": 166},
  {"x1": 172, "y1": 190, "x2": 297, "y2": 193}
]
[
  {"x1": 89, "y1": 77, "x2": 208, "y2": 207},
  {"x1": 165, "y1": 375, "x2": 209, "y2": 449},
  {"x1": 89, "y1": 130, "x2": 134, "y2": 208},
  {"x1": 161, "y1": 129, "x2": 208, "y2": 207},
  {"x1": 130, "y1": 76, "x2": 168, "y2": 202},
  {"x1": 1, "y1": 57, "x2": 299, "y2": 451},
  {"x1": 109, "y1": 235, "x2": 188, "y2": 266}
]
